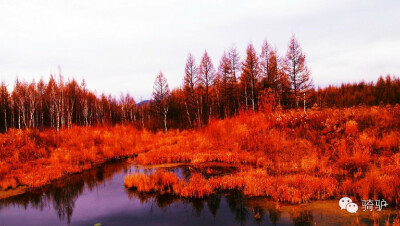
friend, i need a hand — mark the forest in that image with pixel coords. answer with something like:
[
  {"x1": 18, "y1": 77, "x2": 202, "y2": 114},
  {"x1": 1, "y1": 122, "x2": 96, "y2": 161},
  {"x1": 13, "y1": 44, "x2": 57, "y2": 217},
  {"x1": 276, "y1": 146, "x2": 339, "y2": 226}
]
[
  {"x1": 1, "y1": 35, "x2": 399, "y2": 133},
  {"x1": 1, "y1": 35, "x2": 400, "y2": 208}
]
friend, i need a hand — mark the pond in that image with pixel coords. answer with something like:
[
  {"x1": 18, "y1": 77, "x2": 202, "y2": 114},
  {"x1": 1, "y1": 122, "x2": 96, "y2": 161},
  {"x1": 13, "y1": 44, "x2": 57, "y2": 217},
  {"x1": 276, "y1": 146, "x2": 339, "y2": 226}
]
[{"x1": 0, "y1": 160, "x2": 398, "y2": 226}]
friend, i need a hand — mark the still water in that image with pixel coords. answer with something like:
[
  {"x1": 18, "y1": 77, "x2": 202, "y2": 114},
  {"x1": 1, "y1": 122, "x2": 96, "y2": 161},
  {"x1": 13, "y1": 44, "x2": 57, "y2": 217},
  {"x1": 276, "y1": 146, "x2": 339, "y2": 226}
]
[{"x1": 0, "y1": 161, "x2": 398, "y2": 226}]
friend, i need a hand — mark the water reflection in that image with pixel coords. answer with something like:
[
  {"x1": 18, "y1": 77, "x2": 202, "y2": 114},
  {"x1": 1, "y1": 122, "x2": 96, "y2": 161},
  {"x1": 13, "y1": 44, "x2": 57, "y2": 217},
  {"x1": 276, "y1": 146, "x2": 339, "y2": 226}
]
[
  {"x1": 0, "y1": 161, "x2": 399, "y2": 226},
  {"x1": 268, "y1": 206, "x2": 282, "y2": 225},
  {"x1": 0, "y1": 161, "x2": 129, "y2": 225},
  {"x1": 225, "y1": 192, "x2": 249, "y2": 225},
  {"x1": 289, "y1": 210, "x2": 314, "y2": 226},
  {"x1": 207, "y1": 194, "x2": 221, "y2": 216}
]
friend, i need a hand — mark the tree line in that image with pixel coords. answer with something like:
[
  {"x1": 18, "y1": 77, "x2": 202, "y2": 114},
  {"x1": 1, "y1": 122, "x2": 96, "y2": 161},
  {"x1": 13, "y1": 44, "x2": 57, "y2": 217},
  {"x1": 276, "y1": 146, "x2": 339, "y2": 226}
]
[
  {"x1": 153, "y1": 35, "x2": 312, "y2": 130},
  {"x1": 0, "y1": 76, "x2": 139, "y2": 132},
  {"x1": 0, "y1": 35, "x2": 398, "y2": 132},
  {"x1": 309, "y1": 75, "x2": 400, "y2": 108}
]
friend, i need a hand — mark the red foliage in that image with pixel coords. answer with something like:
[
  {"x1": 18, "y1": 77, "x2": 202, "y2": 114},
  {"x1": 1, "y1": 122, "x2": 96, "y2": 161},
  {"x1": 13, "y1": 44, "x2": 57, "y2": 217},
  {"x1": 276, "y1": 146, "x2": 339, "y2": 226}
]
[
  {"x1": 0, "y1": 125, "x2": 154, "y2": 189},
  {"x1": 2, "y1": 105, "x2": 400, "y2": 206},
  {"x1": 345, "y1": 120, "x2": 358, "y2": 134},
  {"x1": 125, "y1": 169, "x2": 337, "y2": 203},
  {"x1": 124, "y1": 171, "x2": 179, "y2": 193},
  {"x1": 130, "y1": 105, "x2": 400, "y2": 204}
]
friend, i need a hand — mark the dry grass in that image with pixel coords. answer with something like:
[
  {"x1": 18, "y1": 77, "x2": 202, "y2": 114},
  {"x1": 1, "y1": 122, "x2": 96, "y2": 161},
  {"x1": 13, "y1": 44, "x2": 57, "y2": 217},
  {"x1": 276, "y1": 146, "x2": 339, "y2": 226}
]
[
  {"x1": 127, "y1": 105, "x2": 400, "y2": 204},
  {"x1": 2, "y1": 105, "x2": 400, "y2": 205},
  {"x1": 0, "y1": 125, "x2": 156, "y2": 189}
]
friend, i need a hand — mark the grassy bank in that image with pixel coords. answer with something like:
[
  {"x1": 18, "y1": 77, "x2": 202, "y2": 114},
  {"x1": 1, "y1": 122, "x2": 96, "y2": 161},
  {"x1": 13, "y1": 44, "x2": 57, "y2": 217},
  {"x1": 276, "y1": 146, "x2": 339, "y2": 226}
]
[
  {"x1": 1, "y1": 105, "x2": 400, "y2": 204},
  {"x1": 126, "y1": 105, "x2": 400, "y2": 204}
]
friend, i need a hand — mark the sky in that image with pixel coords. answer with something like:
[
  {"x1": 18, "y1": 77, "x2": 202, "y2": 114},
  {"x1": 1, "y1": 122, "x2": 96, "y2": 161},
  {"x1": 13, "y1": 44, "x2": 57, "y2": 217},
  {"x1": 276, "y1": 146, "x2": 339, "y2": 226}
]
[{"x1": 0, "y1": 0, "x2": 399, "y2": 100}]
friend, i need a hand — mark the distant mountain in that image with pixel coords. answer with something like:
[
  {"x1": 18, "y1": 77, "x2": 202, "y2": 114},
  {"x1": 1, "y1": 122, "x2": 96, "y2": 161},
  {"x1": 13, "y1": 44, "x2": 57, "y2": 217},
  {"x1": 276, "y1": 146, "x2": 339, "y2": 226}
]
[{"x1": 137, "y1": 100, "x2": 150, "y2": 106}]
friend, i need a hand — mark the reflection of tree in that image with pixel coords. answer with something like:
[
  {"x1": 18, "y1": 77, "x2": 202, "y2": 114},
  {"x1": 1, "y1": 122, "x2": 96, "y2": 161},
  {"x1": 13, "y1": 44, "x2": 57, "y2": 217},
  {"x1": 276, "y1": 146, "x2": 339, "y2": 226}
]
[
  {"x1": 126, "y1": 190, "x2": 153, "y2": 203},
  {"x1": 0, "y1": 190, "x2": 51, "y2": 212},
  {"x1": 268, "y1": 207, "x2": 281, "y2": 225},
  {"x1": 50, "y1": 180, "x2": 84, "y2": 224},
  {"x1": 225, "y1": 192, "x2": 249, "y2": 226},
  {"x1": 0, "y1": 182, "x2": 84, "y2": 225},
  {"x1": 290, "y1": 210, "x2": 314, "y2": 226},
  {"x1": 95, "y1": 167, "x2": 105, "y2": 182},
  {"x1": 207, "y1": 194, "x2": 221, "y2": 216},
  {"x1": 126, "y1": 189, "x2": 223, "y2": 217},
  {"x1": 0, "y1": 161, "x2": 127, "y2": 225},
  {"x1": 155, "y1": 194, "x2": 178, "y2": 208},
  {"x1": 191, "y1": 198, "x2": 205, "y2": 216},
  {"x1": 1, "y1": 163, "x2": 295, "y2": 226}
]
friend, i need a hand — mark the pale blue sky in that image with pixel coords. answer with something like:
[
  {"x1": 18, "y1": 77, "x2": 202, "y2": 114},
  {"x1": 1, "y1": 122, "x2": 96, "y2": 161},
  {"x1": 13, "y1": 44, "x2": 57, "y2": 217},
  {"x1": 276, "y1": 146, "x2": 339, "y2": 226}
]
[{"x1": 0, "y1": 0, "x2": 399, "y2": 100}]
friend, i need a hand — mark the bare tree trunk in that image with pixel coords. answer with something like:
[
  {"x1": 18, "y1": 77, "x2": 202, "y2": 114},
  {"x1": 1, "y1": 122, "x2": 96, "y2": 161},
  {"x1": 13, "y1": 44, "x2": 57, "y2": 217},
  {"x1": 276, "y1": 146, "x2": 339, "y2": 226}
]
[
  {"x1": 244, "y1": 82, "x2": 248, "y2": 110},
  {"x1": 56, "y1": 100, "x2": 60, "y2": 131},
  {"x1": 199, "y1": 96, "x2": 203, "y2": 126},
  {"x1": 18, "y1": 108, "x2": 20, "y2": 129},
  {"x1": 11, "y1": 100, "x2": 14, "y2": 128},
  {"x1": 60, "y1": 94, "x2": 64, "y2": 129},
  {"x1": 251, "y1": 80, "x2": 255, "y2": 112},
  {"x1": 141, "y1": 108, "x2": 144, "y2": 129},
  {"x1": 3, "y1": 108, "x2": 7, "y2": 132},
  {"x1": 163, "y1": 107, "x2": 168, "y2": 133},
  {"x1": 41, "y1": 102, "x2": 43, "y2": 129},
  {"x1": 184, "y1": 101, "x2": 192, "y2": 128}
]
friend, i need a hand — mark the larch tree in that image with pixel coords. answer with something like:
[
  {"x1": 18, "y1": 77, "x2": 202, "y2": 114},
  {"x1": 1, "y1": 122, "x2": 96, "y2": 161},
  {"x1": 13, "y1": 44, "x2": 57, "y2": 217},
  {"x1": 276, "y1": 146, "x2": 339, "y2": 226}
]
[
  {"x1": 37, "y1": 79, "x2": 46, "y2": 129},
  {"x1": 13, "y1": 79, "x2": 28, "y2": 129},
  {"x1": 260, "y1": 40, "x2": 278, "y2": 91},
  {"x1": 120, "y1": 93, "x2": 136, "y2": 124},
  {"x1": 283, "y1": 35, "x2": 312, "y2": 108},
  {"x1": 260, "y1": 40, "x2": 271, "y2": 87},
  {"x1": 197, "y1": 51, "x2": 215, "y2": 124},
  {"x1": 228, "y1": 47, "x2": 241, "y2": 84},
  {"x1": 268, "y1": 50, "x2": 278, "y2": 90},
  {"x1": 46, "y1": 76, "x2": 57, "y2": 129},
  {"x1": 58, "y1": 74, "x2": 65, "y2": 130},
  {"x1": 217, "y1": 51, "x2": 232, "y2": 118},
  {"x1": 153, "y1": 72, "x2": 170, "y2": 132},
  {"x1": 0, "y1": 82, "x2": 9, "y2": 132},
  {"x1": 183, "y1": 53, "x2": 197, "y2": 128},
  {"x1": 80, "y1": 79, "x2": 89, "y2": 126},
  {"x1": 276, "y1": 62, "x2": 292, "y2": 106},
  {"x1": 228, "y1": 47, "x2": 240, "y2": 115},
  {"x1": 65, "y1": 79, "x2": 78, "y2": 128},
  {"x1": 120, "y1": 93, "x2": 128, "y2": 123},
  {"x1": 241, "y1": 43, "x2": 260, "y2": 112},
  {"x1": 27, "y1": 81, "x2": 38, "y2": 128}
]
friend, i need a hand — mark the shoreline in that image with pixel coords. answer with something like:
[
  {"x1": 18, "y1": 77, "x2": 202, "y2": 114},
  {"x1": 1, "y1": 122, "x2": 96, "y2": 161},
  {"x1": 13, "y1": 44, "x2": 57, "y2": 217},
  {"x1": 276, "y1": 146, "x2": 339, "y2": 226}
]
[
  {"x1": 0, "y1": 157, "x2": 133, "y2": 200},
  {"x1": 0, "y1": 160, "x2": 240, "y2": 200}
]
